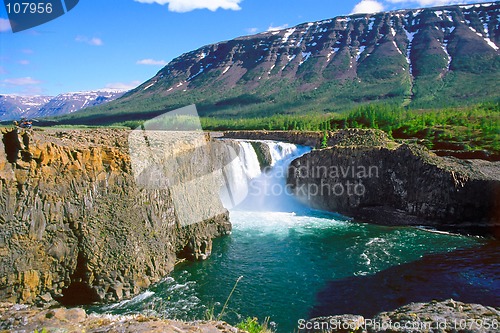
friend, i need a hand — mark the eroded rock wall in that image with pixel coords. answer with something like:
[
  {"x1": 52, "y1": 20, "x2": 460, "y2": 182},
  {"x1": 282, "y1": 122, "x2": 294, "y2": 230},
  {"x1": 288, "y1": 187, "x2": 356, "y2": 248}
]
[
  {"x1": 0, "y1": 129, "x2": 231, "y2": 305},
  {"x1": 287, "y1": 130, "x2": 500, "y2": 237}
]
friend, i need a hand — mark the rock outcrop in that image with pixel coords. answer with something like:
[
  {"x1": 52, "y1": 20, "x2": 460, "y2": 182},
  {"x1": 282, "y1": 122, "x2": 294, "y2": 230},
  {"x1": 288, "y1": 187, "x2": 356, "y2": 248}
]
[
  {"x1": 300, "y1": 299, "x2": 500, "y2": 333},
  {"x1": 286, "y1": 129, "x2": 500, "y2": 237},
  {"x1": 0, "y1": 302, "x2": 241, "y2": 333},
  {"x1": 224, "y1": 129, "x2": 390, "y2": 149},
  {"x1": 0, "y1": 128, "x2": 232, "y2": 305},
  {"x1": 224, "y1": 131, "x2": 325, "y2": 149}
]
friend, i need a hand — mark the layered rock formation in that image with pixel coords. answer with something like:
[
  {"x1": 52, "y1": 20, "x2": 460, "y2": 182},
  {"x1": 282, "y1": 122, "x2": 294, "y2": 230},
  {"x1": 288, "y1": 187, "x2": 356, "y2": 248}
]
[
  {"x1": 0, "y1": 128, "x2": 232, "y2": 305},
  {"x1": 0, "y1": 302, "x2": 241, "y2": 333},
  {"x1": 224, "y1": 131, "x2": 325, "y2": 149},
  {"x1": 300, "y1": 299, "x2": 500, "y2": 333},
  {"x1": 286, "y1": 129, "x2": 500, "y2": 237}
]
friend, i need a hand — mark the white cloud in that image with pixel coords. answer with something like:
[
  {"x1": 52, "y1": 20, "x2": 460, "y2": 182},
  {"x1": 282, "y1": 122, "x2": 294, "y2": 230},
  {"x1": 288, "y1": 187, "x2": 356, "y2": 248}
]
[
  {"x1": 267, "y1": 24, "x2": 289, "y2": 32},
  {"x1": 385, "y1": 0, "x2": 466, "y2": 6},
  {"x1": 75, "y1": 36, "x2": 103, "y2": 46},
  {"x1": 246, "y1": 27, "x2": 259, "y2": 34},
  {"x1": 137, "y1": 59, "x2": 168, "y2": 66},
  {"x1": 18, "y1": 60, "x2": 30, "y2": 65},
  {"x1": 0, "y1": 18, "x2": 11, "y2": 32},
  {"x1": 352, "y1": 0, "x2": 385, "y2": 14},
  {"x1": 104, "y1": 81, "x2": 142, "y2": 91},
  {"x1": 134, "y1": 0, "x2": 242, "y2": 13},
  {"x1": 3, "y1": 77, "x2": 41, "y2": 85}
]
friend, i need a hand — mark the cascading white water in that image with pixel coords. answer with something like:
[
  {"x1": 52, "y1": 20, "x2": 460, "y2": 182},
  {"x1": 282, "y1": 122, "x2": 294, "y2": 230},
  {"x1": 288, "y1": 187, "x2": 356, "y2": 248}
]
[
  {"x1": 238, "y1": 142, "x2": 262, "y2": 179},
  {"x1": 220, "y1": 141, "x2": 263, "y2": 209},
  {"x1": 220, "y1": 140, "x2": 311, "y2": 212},
  {"x1": 97, "y1": 139, "x2": 485, "y2": 333},
  {"x1": 266, "y1": 142, "x2": 300, "y2": 166}
]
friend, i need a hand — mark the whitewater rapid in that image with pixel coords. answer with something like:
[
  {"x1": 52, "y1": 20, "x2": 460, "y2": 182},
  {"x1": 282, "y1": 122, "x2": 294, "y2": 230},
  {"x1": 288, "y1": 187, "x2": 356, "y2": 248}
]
[{"x1": 220, "y1": 140, "x2": 311, "y2": 212}]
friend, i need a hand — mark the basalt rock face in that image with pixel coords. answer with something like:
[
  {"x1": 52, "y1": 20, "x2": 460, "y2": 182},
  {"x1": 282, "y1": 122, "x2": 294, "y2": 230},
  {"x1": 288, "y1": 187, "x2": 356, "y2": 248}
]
[
  {"x1": 224, "y1": 131, "x2": 325, "y2": 148},
  {"x1": 301, "y1": 300, "x2": 500, "y2": 333},
  {"x1": 0, "y1": 129, "x2": 231, "y2": 305},
  {"x1": 224, "y1": 129, "x2": 390, "y2": 149},
  {"x1": 287, "y1": 129, "x2": 500, "y2": 237}
]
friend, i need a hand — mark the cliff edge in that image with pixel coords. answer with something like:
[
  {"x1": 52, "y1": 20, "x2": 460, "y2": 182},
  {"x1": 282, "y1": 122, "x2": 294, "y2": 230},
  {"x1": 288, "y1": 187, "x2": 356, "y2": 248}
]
[
  {"x1": 286, "y1": 129, "x2": 500, "y2": 237},
  {"x1": 0, "y1": 128, "x2": 231, "y2": 306}
]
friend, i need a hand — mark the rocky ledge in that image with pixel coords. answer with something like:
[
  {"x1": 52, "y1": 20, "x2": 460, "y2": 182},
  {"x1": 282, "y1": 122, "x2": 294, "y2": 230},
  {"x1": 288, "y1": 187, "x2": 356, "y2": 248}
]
[
  {"x1": 285, "y1": 129, "x2": 500, "y2": 237},
  {"x1": 0, "y1": 128, "x2": 232, "y2": 306},
  {"x1": 0, "y1": 302, "x2": 241, "y2": 333},
  {"x1": 300, "y1": 299, "x2": 500, "y2": 333}
]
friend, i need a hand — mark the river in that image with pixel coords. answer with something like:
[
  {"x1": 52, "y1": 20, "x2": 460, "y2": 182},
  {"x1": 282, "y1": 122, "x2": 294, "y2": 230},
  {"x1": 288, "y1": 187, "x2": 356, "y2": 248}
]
[{"x1": 94, "y1": 140, "x2": 497, "y2": 333}]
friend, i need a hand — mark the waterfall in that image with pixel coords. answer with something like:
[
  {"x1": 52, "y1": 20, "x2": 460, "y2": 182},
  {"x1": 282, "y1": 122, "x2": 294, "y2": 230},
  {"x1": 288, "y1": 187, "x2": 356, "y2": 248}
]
[
  {"x1": 266, "y1": 142, "x2": 300, "y2": 166},
  {"x1": 238, "y1": 142, "x2": 262, "y2": 179},
  {"x1": 220, "y1": 140, "x2": 311, "y2": 212}
]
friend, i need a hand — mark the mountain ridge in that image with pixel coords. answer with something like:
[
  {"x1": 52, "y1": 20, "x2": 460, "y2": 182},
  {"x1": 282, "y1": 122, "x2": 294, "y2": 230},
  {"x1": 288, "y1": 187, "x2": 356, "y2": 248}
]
[
  {"x1": 0, "y1": 90, "x2": 125, "y2": 121},
  {"x1": 47, "y1": 1, "x2": 500, "y2": 125}
]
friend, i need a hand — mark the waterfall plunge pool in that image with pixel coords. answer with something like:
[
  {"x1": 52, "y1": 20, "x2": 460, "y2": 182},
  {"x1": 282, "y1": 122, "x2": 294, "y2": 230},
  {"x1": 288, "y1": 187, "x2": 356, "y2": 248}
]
[{"x1": 93, "y1": 140, "x2": 497, "y2": 333}]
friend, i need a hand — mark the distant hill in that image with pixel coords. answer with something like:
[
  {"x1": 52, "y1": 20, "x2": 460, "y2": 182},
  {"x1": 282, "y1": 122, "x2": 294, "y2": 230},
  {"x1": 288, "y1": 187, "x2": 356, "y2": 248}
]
[
  {"x1": 50, "y1": 2, "x2": 500, "y2": 126},
  {"x1": 0, "y1": 90, "x2": 125, "y2": 121},
  {"x1": 0, "y1": 95, "x2": 52, "y2": 121}
]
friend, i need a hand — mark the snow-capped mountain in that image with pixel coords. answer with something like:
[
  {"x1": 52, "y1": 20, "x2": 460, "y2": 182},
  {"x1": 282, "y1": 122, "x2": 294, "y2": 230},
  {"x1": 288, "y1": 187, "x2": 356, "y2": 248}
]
[
  {"x1": 0, "y1": 89, "x2": 126, "y2": 121},
  {"x1": 0, "y1": 95, "x2": 52, "y2": 121},
  {"x1": 107, "y1": 1, "x2": 499, "y2": 118}
]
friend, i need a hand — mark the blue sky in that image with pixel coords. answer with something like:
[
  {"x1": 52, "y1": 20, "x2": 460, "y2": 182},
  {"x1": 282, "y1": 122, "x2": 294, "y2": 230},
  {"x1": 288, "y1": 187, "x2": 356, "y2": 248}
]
[{"x1": 0, "y1": 0, "x2": 492, "y2": 96}]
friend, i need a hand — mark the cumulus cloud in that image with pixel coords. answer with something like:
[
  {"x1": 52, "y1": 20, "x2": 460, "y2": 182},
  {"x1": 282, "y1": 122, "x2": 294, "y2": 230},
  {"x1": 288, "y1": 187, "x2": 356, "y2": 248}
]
[
  {"x1": 352, "y1": 0, "x2": 385, "y2": 14},
  {"x1": 137, "y1": 59, "x2": 168, "y2": 66},
  {"x1": 75, "y1": 36, "x2": 103, "y2": 46},
  {"x1": 385, "y1": 0, "x2": 465, "y2": 6},
  {"x1": 267, "y1": 24, "x2": 289, "y2": 32},
  {"x1": 134, "y1": 0, "x2": 242, "y2": 13},
  {"x1": 3, "y1": 77, "x2": 41, "y2": 85},
  {"x1": 0, "y1": 18, "x2": 11, "y2": 32},
  {"x1": 104, "y1": 81, "x2": 142, "y2": 91}
]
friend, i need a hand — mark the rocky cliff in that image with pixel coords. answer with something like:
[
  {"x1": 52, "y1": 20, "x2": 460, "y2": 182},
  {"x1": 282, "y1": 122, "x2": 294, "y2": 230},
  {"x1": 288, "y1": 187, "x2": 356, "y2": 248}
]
[
  {"x1": 0, "y1": 302, "x2": 241, "y2": 333},
  {"x1": 300, "y1": 299, "x2": 500, "y2": 333},
  {"x1": 0, "y1": 128, "x2": 231, "y2": 305},
  {"x1": 286, "y1": 129, "x2": 500, "y2": 237}
]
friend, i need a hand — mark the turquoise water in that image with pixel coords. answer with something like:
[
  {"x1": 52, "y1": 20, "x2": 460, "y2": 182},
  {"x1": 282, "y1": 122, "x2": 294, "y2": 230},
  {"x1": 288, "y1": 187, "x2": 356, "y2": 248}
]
[
  {"x1": 97, "y1": 209, "x2": 485, "y2": 333},
  {"x1": 94, "y1": 141, "x2": 495, "y2": 332}
]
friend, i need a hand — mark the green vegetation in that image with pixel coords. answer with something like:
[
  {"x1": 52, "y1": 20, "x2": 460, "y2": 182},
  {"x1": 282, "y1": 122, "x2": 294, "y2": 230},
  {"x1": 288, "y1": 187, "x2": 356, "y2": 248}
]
[
  {"x1": 205, "y1": 276, "x2": 244, "y2": 322},
  {"x1": 218, "y1": 275, "x2": 243, "y2": 321},
  {"x1": 199, "y1": 102, "x2": 499, "y2": 154},
  {"x1": 200, "y1": 113, "x2": 334, "y2": 131},
  {"x1": 321, "y1": 131, "x2": 328, "y2": 149},
  {"x1": 338, "y1": 102, "x2": 500, "y2": 152},
  {"x1": 32, "y1": 100, "x2": 498, "y2": 155},
  {"x1": 237, "y1": 317, "x2": 274, "y2": 333},
  {"x1": 34, "y1": 329, "x2": 48, "y2": 333},
  {"x1": 41, "y1": 52, "x2": 498, "y2": 128}
]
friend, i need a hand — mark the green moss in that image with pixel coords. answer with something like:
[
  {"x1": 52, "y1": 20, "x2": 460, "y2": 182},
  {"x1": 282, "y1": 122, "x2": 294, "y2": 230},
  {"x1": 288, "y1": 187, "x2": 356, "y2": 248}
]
[{"x1": 237, "y1": 317, "x2": 274, "y2": 333}]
